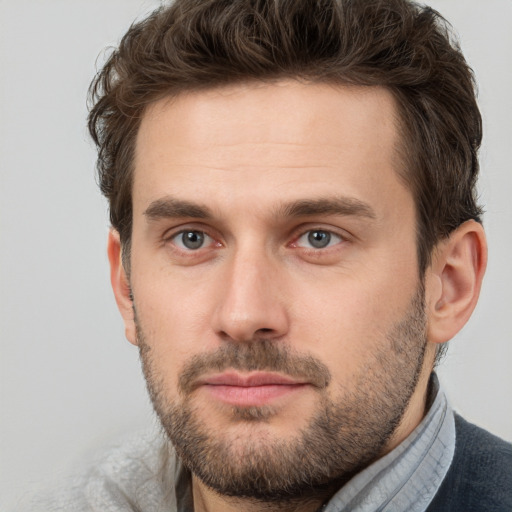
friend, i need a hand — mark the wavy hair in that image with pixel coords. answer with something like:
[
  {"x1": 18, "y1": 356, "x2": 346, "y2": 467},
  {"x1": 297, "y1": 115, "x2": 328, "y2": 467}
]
[{"x1": 88, "y1": 0, "x2": 483, "y2": 273}]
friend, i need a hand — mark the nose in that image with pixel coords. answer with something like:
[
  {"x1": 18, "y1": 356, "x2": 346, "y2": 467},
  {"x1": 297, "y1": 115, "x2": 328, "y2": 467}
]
[{"x1": 212, "y1": 248, "x2": 289, "y2": 343}]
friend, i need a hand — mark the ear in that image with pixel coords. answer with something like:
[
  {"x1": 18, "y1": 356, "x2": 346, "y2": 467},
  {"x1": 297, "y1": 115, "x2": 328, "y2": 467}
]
[
  {"x1": 107, "y1": 229, "x2": 137, "y2": 346},
  {"x1": 425, "y1": 220, "x2": 487, "y2": 345}
]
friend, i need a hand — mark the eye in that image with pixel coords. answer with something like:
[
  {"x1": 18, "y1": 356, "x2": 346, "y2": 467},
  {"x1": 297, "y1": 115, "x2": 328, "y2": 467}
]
[
  {"x1": 171, "y1": 230, "x2": 212, "y2": 250},
  {"x1": 295, "y1": 229, "x2": 343, "y2": 249}
]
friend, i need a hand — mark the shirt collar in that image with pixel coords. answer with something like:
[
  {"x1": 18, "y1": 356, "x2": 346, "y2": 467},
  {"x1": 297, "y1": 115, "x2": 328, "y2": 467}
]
[{"x1": 322, "y1": 373, "x2": 455, "y2": 512}]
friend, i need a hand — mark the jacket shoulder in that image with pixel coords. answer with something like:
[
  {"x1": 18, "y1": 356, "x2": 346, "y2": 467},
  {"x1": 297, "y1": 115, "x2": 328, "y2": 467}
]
[{"x1": 427, "y1": 414, "x2": 512, "y2": 512}]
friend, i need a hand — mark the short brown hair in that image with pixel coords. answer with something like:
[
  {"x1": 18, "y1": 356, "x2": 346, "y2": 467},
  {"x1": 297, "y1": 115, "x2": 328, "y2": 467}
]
[{"x1": 88, "y1": 0, "x2": 483, "y2": 273}]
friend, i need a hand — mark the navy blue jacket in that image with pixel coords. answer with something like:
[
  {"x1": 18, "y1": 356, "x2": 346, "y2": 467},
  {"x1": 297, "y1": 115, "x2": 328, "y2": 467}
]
[{"x1": 426, "y1": 414, "x2": 512, "y2": 511}]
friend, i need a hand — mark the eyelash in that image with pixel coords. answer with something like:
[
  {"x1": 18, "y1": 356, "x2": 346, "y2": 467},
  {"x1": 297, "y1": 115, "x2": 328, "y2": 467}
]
[
  {"x1": 165, "y1": 226, "x2": 347, "y2": 254},
  {"x1": 166, "y1": 229, "x2": 219, "y2": 252},
  {"x1": 291, "y1": 229, "x2": 345, "y2": 250}
]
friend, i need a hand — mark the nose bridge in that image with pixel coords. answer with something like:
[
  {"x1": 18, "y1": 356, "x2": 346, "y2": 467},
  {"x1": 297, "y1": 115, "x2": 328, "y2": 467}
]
[{"x1": 213, "y1": 241, "x2": 288, "y2": 342}]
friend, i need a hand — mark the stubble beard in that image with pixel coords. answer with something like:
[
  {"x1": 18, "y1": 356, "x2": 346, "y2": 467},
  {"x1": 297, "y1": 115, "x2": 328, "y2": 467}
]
[{"x1": 136, "y1": 286, "x2": 427, "y2": 504}]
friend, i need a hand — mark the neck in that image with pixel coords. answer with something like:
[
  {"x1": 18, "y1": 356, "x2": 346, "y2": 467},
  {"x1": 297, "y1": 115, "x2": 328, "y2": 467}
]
[{"x1": 380, "y1": 343, "x2": 436, "y2": 455}]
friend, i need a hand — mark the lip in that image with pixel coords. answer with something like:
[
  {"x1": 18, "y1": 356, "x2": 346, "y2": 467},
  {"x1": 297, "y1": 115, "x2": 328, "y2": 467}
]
[
  {"x1": 198, "y1": 372, "x2": 309, "y2": 407},
  {"x1": 202, "y1": 371, "x2": 307, "y2": 387}
]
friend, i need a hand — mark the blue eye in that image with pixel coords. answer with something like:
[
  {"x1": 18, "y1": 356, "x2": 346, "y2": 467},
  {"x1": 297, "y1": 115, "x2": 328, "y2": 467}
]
[
  {"x1": 296, "y1": 230, "x2": 342, "y2": 249},
  {"x1": 172, "y1": 230, "x2": 211, "y2": 250}
]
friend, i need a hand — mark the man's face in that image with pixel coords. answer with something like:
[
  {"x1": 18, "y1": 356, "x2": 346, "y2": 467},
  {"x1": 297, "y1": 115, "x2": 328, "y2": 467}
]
[{"x1": 123, "y1": 82, "x2": 432, "y2": 500}]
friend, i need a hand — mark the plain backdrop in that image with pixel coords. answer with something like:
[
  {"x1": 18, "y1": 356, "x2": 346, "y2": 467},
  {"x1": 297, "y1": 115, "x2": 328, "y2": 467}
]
[{"x1": 1, "y1": 0, "x2": 511, "y2": 508}]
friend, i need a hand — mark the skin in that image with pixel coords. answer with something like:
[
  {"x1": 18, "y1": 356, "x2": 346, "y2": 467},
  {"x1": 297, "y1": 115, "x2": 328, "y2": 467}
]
[{"x1": 108, "y1": 81, "x2": 487, "y2": 512}]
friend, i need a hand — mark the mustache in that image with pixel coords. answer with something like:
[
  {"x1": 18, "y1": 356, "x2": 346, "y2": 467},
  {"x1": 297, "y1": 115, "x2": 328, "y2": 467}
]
[{"x1": 178, "y1": 339, "x2": 332, "y2": 395}]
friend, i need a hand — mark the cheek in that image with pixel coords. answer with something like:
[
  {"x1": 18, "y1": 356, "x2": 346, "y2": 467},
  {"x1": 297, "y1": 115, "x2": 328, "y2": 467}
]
[
  {"x1": 132, "y1": 271, "x2": 218, "y2": 393},
  {"x1": 294, "y1": 293, "x2": 379, "y2": 376},
  {"x1": 290, "y1": 269, "x2": 418, "y2": 379},
  {"x1": 133, "y1": 249, "x2": 214, "y2": 330}
]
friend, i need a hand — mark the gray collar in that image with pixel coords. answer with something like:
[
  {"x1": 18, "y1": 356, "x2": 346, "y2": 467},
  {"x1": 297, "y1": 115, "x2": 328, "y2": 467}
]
[{"x1": 322, "y1": 374, "x2": 455, "y2": 512}]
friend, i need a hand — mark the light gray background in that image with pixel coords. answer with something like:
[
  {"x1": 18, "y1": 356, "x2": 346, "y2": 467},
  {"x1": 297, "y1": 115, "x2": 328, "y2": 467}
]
[{"x1": 1, "y1": 0, "x2": 511, "y2": 508}]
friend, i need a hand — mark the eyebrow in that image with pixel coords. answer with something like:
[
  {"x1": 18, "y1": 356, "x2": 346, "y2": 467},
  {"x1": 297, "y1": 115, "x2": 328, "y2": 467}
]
[
  {"x1": 143, "y1": 195, "x2": 376, "y2": 222},
  {"x1": 278, "y1": 197, "x2": 376, "y2": 220},
  {"x1": 144, "y1": 197, "x2": 213, "y2": 221}
]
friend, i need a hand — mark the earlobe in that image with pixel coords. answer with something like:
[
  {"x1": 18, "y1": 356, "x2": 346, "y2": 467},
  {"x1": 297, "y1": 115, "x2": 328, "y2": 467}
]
[
  {"x1": 107, "y1": 230, "x2": 138, "y2": 345},
  {"x1": 426, "y1": 220, "x2": 487, "y2": 345}
]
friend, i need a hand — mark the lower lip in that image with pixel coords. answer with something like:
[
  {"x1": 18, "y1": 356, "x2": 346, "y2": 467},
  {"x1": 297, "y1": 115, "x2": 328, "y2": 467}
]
[{"x1": 203, "y1": 384, "x2": 308, "y2": 407}]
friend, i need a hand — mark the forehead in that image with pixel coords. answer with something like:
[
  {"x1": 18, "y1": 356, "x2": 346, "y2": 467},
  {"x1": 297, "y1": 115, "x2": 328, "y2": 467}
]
[{"x1": 133, "y1": 81, "x2": 408, "y2": 220}]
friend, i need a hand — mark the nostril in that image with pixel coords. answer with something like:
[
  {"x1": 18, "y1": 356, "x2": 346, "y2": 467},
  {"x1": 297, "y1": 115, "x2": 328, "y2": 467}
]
[{"x1": 256, "y1": 328, "x2": 274, "y2": 334}]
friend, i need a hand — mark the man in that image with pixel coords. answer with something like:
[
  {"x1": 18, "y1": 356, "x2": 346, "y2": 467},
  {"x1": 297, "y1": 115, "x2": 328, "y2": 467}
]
[{"x1": 32, "y1": 0, "x2": 511, "y2": 510}]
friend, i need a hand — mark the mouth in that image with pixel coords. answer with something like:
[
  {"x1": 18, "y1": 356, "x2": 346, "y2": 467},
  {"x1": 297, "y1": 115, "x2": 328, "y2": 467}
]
[{"x1": 197, "y1": 371, "x2": 310, "y2": 407}]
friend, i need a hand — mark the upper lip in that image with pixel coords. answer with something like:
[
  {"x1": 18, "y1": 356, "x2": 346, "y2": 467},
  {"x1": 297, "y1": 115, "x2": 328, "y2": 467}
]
[{"x1": 200, "y1": 372, "x2": 307, "y2": 387}]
